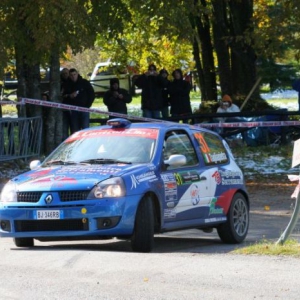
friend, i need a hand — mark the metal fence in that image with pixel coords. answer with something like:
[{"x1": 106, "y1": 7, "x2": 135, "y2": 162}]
[{"x1": 0, "y1": 117, "x2": 42, "y2": 162}]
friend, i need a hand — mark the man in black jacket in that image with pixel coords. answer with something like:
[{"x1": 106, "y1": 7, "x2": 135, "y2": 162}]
[
  {"x1": 135, "y1": 64, "x2": 167, "y2": 119},
  {"x1": 103, "y1": 78, "x2": 132, "y2": 116},
  {"x1": 63, "y1": 68, "x2": 95, "y2": 133}
]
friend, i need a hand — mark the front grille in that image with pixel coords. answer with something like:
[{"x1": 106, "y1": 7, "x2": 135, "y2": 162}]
[
  {"x1": 17, "y1": 192, "x2": 42, "y2": 203},
  {"x1": 59, "y1": 191, "x2": 89, "y2": 202},
  {"x1": 16, "y1": 191, "x2": 90, "y2": 203},
  {"x1": 14, "y1": 219, "x2": 89, "y2": 232}
]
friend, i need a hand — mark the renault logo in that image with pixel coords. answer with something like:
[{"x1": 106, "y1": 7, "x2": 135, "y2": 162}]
[{"x1": 45, "y1": 194, "x2": 53, "y2": 204}]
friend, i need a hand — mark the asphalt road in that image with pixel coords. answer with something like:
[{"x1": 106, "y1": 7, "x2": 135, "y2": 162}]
[
  {"x1": 1, "y1": 232, "x2": 300, "y2": 299},
  {"x1": 1, "y1": 183, "x2": 300, "y2": 299}
]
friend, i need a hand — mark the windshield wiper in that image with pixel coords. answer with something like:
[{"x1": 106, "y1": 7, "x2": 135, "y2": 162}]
[
  {"x1": 80, "y1": 158, "x2": 132, "y2": 165},
  {"x1": 44, "y1": 160, "x2": 78, "y2": 166}
]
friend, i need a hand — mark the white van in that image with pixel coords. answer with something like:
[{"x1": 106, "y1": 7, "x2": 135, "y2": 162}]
[{"x1": 89, "y1": 62, "x2": 132, "y2": 96}]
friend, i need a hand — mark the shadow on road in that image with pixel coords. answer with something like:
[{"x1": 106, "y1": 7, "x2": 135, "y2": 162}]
[{"x1": 6, "y1": 208, "x2": 300, "y2": 254}]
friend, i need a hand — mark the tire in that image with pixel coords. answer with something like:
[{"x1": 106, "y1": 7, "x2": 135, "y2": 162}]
[
  {"x1": 131, "y1": 196, "x2": 154, "y2": 252},
  {"x1": 13, "y1": 238, "x2": 34, "y2": 247},
  {"x1": 217, "y1": 193, "x2": 249, "y2": 244}
]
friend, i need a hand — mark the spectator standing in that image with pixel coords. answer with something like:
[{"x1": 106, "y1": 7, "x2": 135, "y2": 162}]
[
  {"x1": 63, "y1": 68, "x2": 95, "y2": 133},
  {"x1": 168, "y1": 68, "x2": 192, "y2": 122},
  {"x1": 103, "y1": 78, "x2": 132, "y2": 116},
  {"x1": 159, "y1": 69, "x2": 170, "y2": 119},
  {"x1": 135, "y1": 64, "x2": 167, "y2": 119}
]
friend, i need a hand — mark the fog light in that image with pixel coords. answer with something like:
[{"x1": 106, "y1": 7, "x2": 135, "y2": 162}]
[
  {"x1": 96, "y1": 217, "x2": 121, "y2": 229},
  {"x1": 0, "y1": 220, "x2": 11, "y2": 232},
  {"x1": 103, "y1": 219, "x2": 111, "y2": 227}
]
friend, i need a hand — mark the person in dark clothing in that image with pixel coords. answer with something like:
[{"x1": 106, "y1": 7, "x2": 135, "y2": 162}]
[
  {"x1": 135, "y1": 64, "x2": 167, "y2": 119},
  {"x1": 63, "y1": 68, "x2": 95, "y2": 134},
  {"x1": 103, "y1": 78, "x2": 132, "y2": 116},
  {"x1": 159, "y1": 69, "x2": 170, "y2": 119},
  {"x1": 168, "y1": 68, "x2": 192, "y2": 122}
]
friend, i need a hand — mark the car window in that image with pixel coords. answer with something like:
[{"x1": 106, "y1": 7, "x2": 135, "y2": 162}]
[
  {"x1": 193, "y1": 131, "x2": 228, "y2": 165},
  {"x1": 163, "y1": 130, "x2": 198, "y2": 168},
  {"x1": 43, "y1": 128, "x2": 158, "y2": 164}
]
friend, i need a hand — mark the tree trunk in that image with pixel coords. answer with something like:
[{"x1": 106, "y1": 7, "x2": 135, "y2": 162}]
[
  {"x1": 229, "y1": 0, "x2": 258, "y2": 100},
  {"x1": 195, "y1": 0, "x2": 217, "y2": 101},
  {"x1": 192, "y1": 37, "x2": 205, "y2": 102},
  {"x1": 211, "y1": 0, "x2": 232, "y2": 96},
  {"x1": 15, "y1": 46, "x2": 28, "y2": 118},
  {"x1": 44, "y1": 48, "x2": 62, "y2": 155},
  {"x1": 27, "y1": 64, "x2": 42, "y2": 117}
]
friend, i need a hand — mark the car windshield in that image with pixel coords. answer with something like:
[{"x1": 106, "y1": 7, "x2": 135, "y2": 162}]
[{"x1": 42, "y1": 128, "x2": 157, "y2": 166}]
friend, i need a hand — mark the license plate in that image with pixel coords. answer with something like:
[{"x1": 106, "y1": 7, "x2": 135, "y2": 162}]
[{"x1": 34, "y1": 210, "x2": 62, "y2": 220}]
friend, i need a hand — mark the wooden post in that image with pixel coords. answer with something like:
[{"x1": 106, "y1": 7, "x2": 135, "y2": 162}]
[{"x1": 240, "y1": 77, "x2": 262, "y2": 111}]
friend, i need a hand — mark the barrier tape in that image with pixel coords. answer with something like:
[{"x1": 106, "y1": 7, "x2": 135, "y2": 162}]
[
  {"x1": 0, "y1": 100, "x2": 23, "y2": 105},
  {"x1": 21, "y1": 97, "x2": 165, "y2": 123},
  {"x1": 2, "y1": 97, "x2": 300, "y2": 128},
  {"x1": 194, "y1": 120, "x2": 300, "y2": 128}
]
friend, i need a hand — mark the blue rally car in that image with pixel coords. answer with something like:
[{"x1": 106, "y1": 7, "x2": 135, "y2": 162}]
[{"x1": 0, "y1": 118, "x2": 249, "y2": 252}]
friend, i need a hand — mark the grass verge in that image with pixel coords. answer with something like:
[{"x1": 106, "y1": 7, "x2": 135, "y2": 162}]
[{"x1": 233, "y1": 239, "x2": 300, "y2": 257}]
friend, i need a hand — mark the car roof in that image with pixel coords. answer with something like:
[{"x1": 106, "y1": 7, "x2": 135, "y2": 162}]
[{"x1": 84, "y1": 120, "x2": 218, "y2": 136}]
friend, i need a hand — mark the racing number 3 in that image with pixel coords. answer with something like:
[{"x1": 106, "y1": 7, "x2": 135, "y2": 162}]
[{"x1": 194, "y1": 133, "x2": 210, "y2": 154}]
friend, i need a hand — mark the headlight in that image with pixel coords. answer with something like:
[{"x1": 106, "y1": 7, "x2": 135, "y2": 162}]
[
  {"x1": 87, "y1": 177, "x2": 126, "y2": 199},
  {"x1": 0, "y1": 181, "x2": 18, "y2": 202}
]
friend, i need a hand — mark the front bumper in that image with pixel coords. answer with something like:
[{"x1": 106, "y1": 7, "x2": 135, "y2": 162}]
[{"x1": 0, "y1": 195, "x2": 139, "y2": 238}]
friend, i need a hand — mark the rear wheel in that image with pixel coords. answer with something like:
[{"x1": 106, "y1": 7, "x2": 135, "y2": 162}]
[
  {"x1": 131, "y1": 195, "x2": 154, "y2": 252},
  {"x1": 13, "y1": 238, "x2": 34, "y2": 247},
  {"x1": 217, "y1": 193, "x2": 249, "y2": 243}
]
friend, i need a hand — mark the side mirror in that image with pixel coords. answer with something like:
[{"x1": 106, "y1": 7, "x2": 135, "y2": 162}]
[
  {"x1": 164, "y1": 154, "x2": 187, "y2": 167},
  {"x1": 30, "y1": 160, "x2": 41, "y2": 170}
]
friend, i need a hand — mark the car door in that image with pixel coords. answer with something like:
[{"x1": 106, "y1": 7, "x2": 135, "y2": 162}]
[
  {"x1": 192, "y1": 130, "x2": 232, "y2": 221},
  {"x1": 161, "y1": 129, "x2": 215, "y2": 223}
]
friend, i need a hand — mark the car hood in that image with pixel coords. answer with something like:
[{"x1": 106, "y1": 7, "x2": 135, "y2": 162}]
[{"x1": 11, "y1": 164, "x2": 139, "y2": 192}]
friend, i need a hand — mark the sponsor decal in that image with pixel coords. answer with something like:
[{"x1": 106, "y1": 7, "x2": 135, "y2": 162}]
[
  {"x1": 203, "y1": 153, "x2": 212, "y2": 164},
  {"x1": 27, "y1": 169, "x2": 52, "y2": 179},
  {"x1": 219, "y1": 170, "x2": 243, "y2": 185},
  {"x1": 130, "y1": 175, "x2": 139, "y2": 189},
  {"x1": 210, "y1": 152, "x2": 227, "y2": 162},
  {"x1": 209, "y1": 198, "x2": 224, "y2": 215},
  {"x1": 173, "y1": 170, "x2": 200, "y2": 186},
  {"x1": 55, "y1": 166, "x2": 122, "y2": 175},
  {"x1": 190, "y1": 183, "x2": 200, "y2": 205},
  {"x1": 212, "y1": 171, "x2": 222, "y2": 185},
  {"x1": 204, "y1": 152, "x2": 227, "y2": 164},
  {"x1": 67, "y1": 128, "x2": 159, "y2": 141},
  {"x1": 22, "y1": 174, "x2": 77, "y2": 187},
  {"x1": 131, "y1": 171, "x2": 157, "y2": 189},
  {"x1": 204, "y1": 217, "x2": 226, "y2": 223},
  {"x1": 161, "y1": 173, "x2": 177, "y2": 202},
  {"x1": 164, "y1": 209, "x2": 176, "y2": 219}
]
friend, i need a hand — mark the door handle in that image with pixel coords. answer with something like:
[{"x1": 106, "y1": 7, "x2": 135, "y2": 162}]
[{"x1": 200, "y1": 176, "x2": 207, "y2": 181}]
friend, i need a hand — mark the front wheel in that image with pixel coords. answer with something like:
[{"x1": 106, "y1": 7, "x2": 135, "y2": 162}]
[
  {"x1": 131, "y1": 196, "x2": 154, "y2": 252},
  {"x1": 13, "y1": 238, "x2": 34, "y2": 247},
  {"x1": 217, "y1": 193, "x2": 249, "y2": 243}
]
